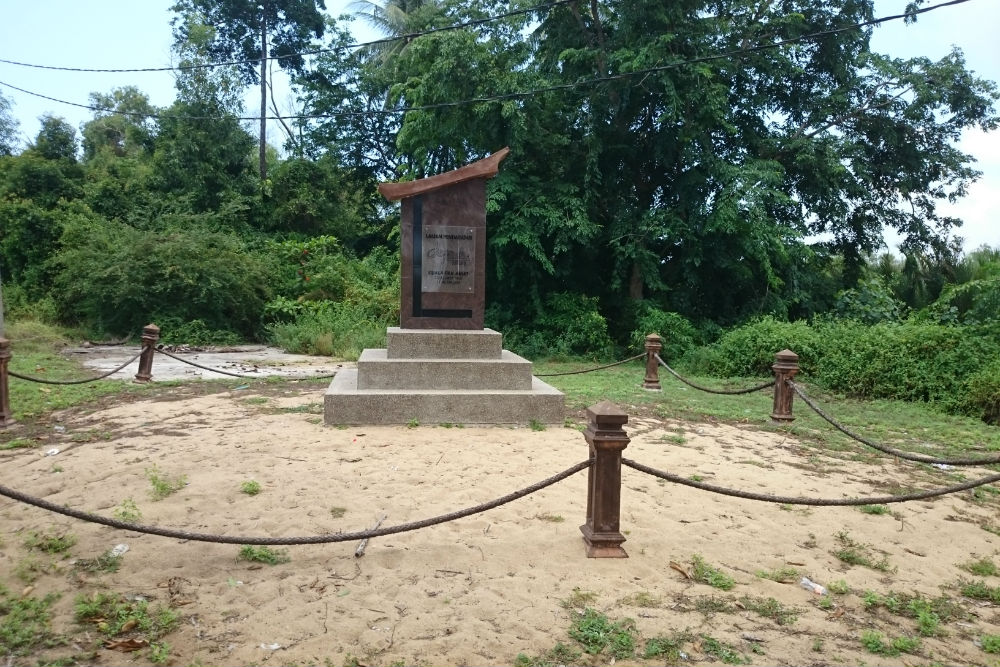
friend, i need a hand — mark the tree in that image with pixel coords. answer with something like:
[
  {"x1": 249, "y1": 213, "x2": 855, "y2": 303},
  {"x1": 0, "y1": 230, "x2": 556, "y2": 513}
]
[
  {"x1": 0, "y1": 91, "x2": 19, "y2": 156},
  {"x1": 170, "y1": 0, "x2": 327, "y2": 182},
  {"x1": 361, "y1": 0, "x2": 997, "y2": 330},
  {"x1": 30, "y1": 115, "x2": 78, "y2": 162},
  {"x1": 81, "y1": 87, "x2": 158, "y2": 161}
]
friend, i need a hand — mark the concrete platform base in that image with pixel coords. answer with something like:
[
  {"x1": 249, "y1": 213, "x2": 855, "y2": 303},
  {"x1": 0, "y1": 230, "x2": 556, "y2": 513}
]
[
  {"x1": 324, "y1": 369, "x2": 564, "y2": 425},
  {"x1": 324, "y1": 328, "x2": 565, "y2": 425}
]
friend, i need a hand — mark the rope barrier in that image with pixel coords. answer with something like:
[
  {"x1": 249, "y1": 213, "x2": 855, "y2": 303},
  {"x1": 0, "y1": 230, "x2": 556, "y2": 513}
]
[
  {"x1": 655, "y1": 354, "x2": 775, "y2": 395},
  {"x1": 155, "y1": 348, "x2": 337, "y2": 381},
  {"x1": 622, "y1": 458, "x2": 1000, "y2": 506},
  {"x1": 789, "y1": 382, "x2": 1000, "y2": 467},
  {"x1": 535, "y1": 353, "x2": 645, "y2": 377},
  {"x1": 0, "y1": 460, "x2": 591, "y2": 545},
  {"x1": 8, "y1": 351, "x2": 144, "y2": 385}
]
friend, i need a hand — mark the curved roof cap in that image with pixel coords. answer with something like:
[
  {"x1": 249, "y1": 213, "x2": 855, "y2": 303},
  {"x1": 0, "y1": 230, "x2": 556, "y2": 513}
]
[{"x1": 378, "y1": 147, "x2": 510, "y2": 201}]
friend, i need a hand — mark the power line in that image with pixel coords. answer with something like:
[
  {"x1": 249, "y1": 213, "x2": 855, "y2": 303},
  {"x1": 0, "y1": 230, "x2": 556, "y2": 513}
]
[
  {"x1": 0, "y1": 0, "x2": 977, "y2": 124},
  {"x1": 0, "y1": 0, "x2": 573, "y2": 75}
]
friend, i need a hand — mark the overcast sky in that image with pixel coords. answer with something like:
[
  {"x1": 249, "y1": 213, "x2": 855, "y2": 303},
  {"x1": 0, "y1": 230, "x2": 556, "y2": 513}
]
[{"x1": 0, "y1": 0, "x2": 996, "y2": 251}]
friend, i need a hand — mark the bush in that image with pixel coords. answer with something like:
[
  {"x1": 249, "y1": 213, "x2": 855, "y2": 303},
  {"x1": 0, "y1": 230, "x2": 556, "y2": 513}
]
[
  {"x1": 698, "y1": 316, "x2": 821, "y2": 377},
  {"x1": 629, "y1": 304, "x2": 699, "y2": 361},
  {"x1": 266, "y1": 301, "x2": 390, "y2": 360},
  {"x1": 965, "y1": 360, "x2": 1000, "y2": 425},
  {"x1": 51, "y1": 218, "x2": 275, "y2": 339},
  {"x1": 502, "y1": 293, "x2": 616, "y2": 360}
]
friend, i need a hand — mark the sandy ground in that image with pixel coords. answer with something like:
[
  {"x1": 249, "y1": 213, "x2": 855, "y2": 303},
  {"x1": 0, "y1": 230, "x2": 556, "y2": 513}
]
[{"x1": 2, "y1": 376, "x2": 1000, "y2": 666}]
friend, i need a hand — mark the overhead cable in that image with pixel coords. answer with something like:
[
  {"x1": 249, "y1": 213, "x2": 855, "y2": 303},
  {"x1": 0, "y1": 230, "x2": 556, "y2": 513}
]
[
  {"x1": 0, "y1": 0, "x2": 976, "y2": 123},
  {"x1": 0, "y1": 0, "x2": 573, "y2": 74}
]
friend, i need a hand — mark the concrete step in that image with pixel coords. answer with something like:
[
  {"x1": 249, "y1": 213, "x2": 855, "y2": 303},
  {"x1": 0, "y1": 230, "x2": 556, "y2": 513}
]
[
  {"x1": 324, "y1": 369, "x2": 565, "y2": 425},
  {"x1": 357, "y1": 349, "x2": 532, "y2": 390},
  {"x1": 386, "y1": 327, "x2": 503, "y2": 359}
]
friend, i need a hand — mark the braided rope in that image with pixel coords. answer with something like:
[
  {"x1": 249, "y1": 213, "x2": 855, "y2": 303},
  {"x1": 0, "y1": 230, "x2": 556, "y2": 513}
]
[
  {"x1": 789, "y1": 382, "x2": 1000, "y2": 467},
  {"x1": 9, "y1": 351, "x2": 143, "y2": 385},
  {"x1": 535, "y1": 353, "x2": 645, "y2": 377},
  {"x1": 155, "y1": 348, "x2": 336, "y2": 380},
  {"x1": 655, "y1": 355, "x2": 775, "y2": 395},
  {"x1": 622, "y1": 458, "x2": 1000, "y2": 506},
  {"x1": 0, "y1": 460, "x2": 591, "y2": 545}
]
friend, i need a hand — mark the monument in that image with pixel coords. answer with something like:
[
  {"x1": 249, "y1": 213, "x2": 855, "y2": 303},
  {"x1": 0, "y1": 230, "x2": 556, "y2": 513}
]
[{"x1": 324, "y1": 148, "x2": 565, "y2": 425}]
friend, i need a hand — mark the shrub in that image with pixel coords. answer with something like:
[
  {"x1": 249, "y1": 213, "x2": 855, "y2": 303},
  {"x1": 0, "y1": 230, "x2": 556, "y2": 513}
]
[
  {"x1": 629, "y1": 303, "x2": 699, "y2": 361},
  {"x1": 699, "y1": 316, "x2": 821, "y2": 377},
  {"x1": 51, "y1": 218, "x2": 275, "y2": 338},
  {"x1": 504, "y1": 292, "x2": 616, "y2": 360},
  {"x1": 965, "y1": 359, "x2": 1000, "y2": 424}
]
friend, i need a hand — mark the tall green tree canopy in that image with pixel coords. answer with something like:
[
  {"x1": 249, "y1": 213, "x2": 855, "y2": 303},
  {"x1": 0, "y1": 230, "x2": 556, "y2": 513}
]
[
  {"x1": 306, "y1": 0, "x2": 996, "y2": 325},
  {"x1": 0, "y1": 91, "x2": 19, "y2": 156},
  {"x1": 170, "y1": 0, "x2": 327, "y2": 182}
]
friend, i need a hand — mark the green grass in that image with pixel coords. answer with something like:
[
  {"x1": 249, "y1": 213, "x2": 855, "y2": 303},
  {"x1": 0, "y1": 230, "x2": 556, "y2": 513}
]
[
  {"x1": 983, "y1": 634, "x2": 1000, "y2": 654},
  {"x1": 691, "y1": 554, "x2": 735, "y2": 590},
  {"x1": 738, "y1": 595, "x2": 798, "y2": 625},
  {"x1": 113, "y1": 498, "x2": 142, "y2": 523},
  {"x1": 24, "y1": 531, "x2": 76, "y2": 555},
  {"x1": 959, "y1": 579, "x2": 1000, "y2": 603},
  {"x1": 832, "y1": 530, "x2": 893, "y2": 572},
  {"x1": 827, "y1": 579, "x2": 850, "y2": 594},
  {"x1": 237, "y1": 545, "x2": 290, "y2": 565},
  {"x1": 514, "y1": 642, "x2": 582, "y2": 667},
  {"x1": 700, "y1": 635, "x2": 747, "y2": 664},
  {"x1": 755, "y1": 565, "x2": 799, "y2": 583},
  {"x1": 74, "y1": 591, "x2": 179, "y2": 658},
  {"x1": 961, "y1": 557, "x2": 998, "y2": 577},
  {"x1": 145, "y1": 465, "x2": 187, "y2": 500},
  {"x1": 0, "y1": 585, "x2": 61, "y2": 656},
  {"x1": 860, "y1": 630, "x2": 920, "y2": 656},
  {"x1": 240, "y1": 480, "x2": 262, "y2": 496},
  {"x1": 644, "y1": 633, "x2": 689, "y2": 661},
  {"x1": 537, "y1": 360, "x2": 1000, "y2": 458},
  {"x1": 567, "y1": 608, "x2": 637, "y2": 658},
  {"x1": 858, "y1": 504, "x2": 891, "y2": 515},
  {"x1": 73, "y1": 549, "x2": 124, "y2": 573}
]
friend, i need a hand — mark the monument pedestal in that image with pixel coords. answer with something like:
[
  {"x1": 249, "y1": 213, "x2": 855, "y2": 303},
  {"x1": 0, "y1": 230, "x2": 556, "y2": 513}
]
[{"x1": 324, "y1": 328, "x2": 564, "y2": 425}]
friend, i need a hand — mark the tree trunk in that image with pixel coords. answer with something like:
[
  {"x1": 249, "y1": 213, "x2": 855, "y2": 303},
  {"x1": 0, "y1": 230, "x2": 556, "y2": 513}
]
[
  {"x1": 629, "y1": 261, "x2": 644, "y2": 301},
  {"x1": 259, "y1": 7, "x2": 268, "y2": 183}
]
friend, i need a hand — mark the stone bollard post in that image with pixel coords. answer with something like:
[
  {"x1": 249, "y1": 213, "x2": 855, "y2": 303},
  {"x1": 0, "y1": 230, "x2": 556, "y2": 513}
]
[
  {"x1": 580, "y1": 401, "x2": 630, "y2": 558},
  {"x1": 770, "y1": 349, "x2": 800, "y2": 423},
  {"x1": 0, "y1": 338, "x2": 13, "y2": 428},
  {"x1": 642, "y1": 334, "x2": 662, "y2": 391},
  {"x1": 134, "y1": 324, "x2": 160, "y2": 383}
]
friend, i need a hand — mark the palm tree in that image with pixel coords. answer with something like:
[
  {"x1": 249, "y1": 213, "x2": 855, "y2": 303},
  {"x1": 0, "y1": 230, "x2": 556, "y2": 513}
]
[{"x1": 350, "y1": 0, "x2": 444, "y2": 65}]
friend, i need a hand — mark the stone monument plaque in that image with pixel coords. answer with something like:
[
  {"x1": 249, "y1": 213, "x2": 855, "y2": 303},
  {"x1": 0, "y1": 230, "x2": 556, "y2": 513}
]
[
  {"x1": 379, "y1": 148, "x2": 510, "y2": 329},
  {"x1": 421, "y1": 225, "x2": 475, "y2": 293}
]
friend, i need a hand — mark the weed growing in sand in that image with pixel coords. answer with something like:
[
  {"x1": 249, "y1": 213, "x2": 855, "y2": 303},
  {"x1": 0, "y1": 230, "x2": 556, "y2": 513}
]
[
  {"x1": 73, "y1": 549, "x2": 123, "y2": 573},
  {"x1": 560, "y1": 587, "x2": 597, "y2": 610},
  {"x1": 514, "y1": 642, "x2": 582, "y2": 667},
  {"x1": 827, "y1": 579, "x2": 850, "y2": 595},
  {"x1": 74, "y1": 592, "x2": 178, "y2": 651},
  {"x1": 982, "y1": 634, "x2": 1000, "y2": 653},
  {"x1": 644, "y1": 632, "x2": 690, "y2": 661},
  {"x1": 857, "y1": 504, "x2": 890, "y2": 515},
  {"x1": 755, "y1": 566, "x2": 799, "y2": 583},
  {"x1": 691, "y1": 555, "x2": 735, "y2": 590},
  {"x1": 961, "y1": 557, "x2": 998, "y2": 577},
  {"x1": 971, "y1": 485, "x2": 1000, "y2": 503},
  {"x1": 860, "y1": 630, "x2": 920, "y2": 656},
  {"x1": 738, "y1": 595, "x2": 798, "y2": 625},
  {"x1": 241, "y1": 397, "x2": 269, "y2": 405},
  {"x1": 694, "y1": 596, "x2": 733, "y2": 617},
  {"x1": 15, "y1": 557, "x2": 54, "y2": 583},
  {"x1": 535, "y1": 513, "x2": 564, "y2": 523},
  {"x1": 145, "y1": 466, "x2": 187, "y2": 500},
  {"x1": 149, "y1": 641, "x2": 171, "y2": 664},
  {"x1": 24, "y1": 531, "x2": 76, "y2": 555},
  {"x1": 568, "y1": 608, "x2": 637, "y2": 658},
  {"x1": 0, "y1": 438, "x2": 35, "y2": 450},
  {"x1": 832, "y1": 530, "x2": 893, "y2": 572},
  {"x1": 959, "y1": 579, "x2": 1000, "y2": 603},
  {"x1": 812, "y1": 638, "x2": 824, "y2": 652},
  {"x1": 406, "y1": 418, "x2": 419, "y2": 428},
  {"x1": 700, "y1": 635, "x2": 747, "y2": 664},
  {"x1": 530, "y1": 419, "x2": 546, "y2": 432},
  {"x1": 240, "y1": 480, "x2": 262, "y2": 496},
  {"x1": 0, "y1": 585, "x2": 61, "y2": 656},
  {"x1": 619, "y1": 591, "x2": 661, "y2": 608},
  {"x1": 330, "y1": 506, "x2": 347, "y2": 518},
  {"x1": 113, "y1": 498, "x2": 142, "y2": 523},
  {"x1": 237, "y1": 545, "x2": 290, "y2": 565}
]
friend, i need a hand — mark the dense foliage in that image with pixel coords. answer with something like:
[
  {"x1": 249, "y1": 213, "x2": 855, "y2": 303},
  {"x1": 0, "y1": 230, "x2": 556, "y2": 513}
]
[{"x1": 0, "y1": 0, "x2": 997, "y2": 420}]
